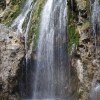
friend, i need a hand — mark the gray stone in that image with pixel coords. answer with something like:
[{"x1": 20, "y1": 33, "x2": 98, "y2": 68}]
[{"x1": 0, "y1": 24, "x2": 24, "y2": 99}]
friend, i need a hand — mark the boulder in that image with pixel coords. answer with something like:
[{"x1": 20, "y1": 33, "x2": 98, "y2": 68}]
[{"x1": 0, "y1": 24, "x2": 24, "y2": 99}]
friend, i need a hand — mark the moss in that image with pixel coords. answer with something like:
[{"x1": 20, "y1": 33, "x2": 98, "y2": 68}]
[
  {"x1": 0, "y1": 0, "x2": 25, "y2": 26},
  {"x1": 67, "y1": 5, "x2": 79, "y2": 53},
  {"x1": 4, "y1": 5, "x2": 20, "y2": 26},
  {"x1": 27, "y1": 0, "x2": 46, "y2": 49}
]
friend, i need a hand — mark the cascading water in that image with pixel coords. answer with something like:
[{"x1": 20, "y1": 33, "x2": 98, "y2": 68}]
[
  {"x1": 11, "y1": 0, "x2": 36, "y2": 75},
  {"x1": 11, "y1": 0, "x2": 36, "y2": 98},
  {"x1": 11, "y1": 0, "x2": 34, "y2": 34},
  {"x1": 90, "y1": 80, "x2": 100, "y2": 100},
  {"x1": 11, "y1": 0, "x2": 36, "y2": 62},
  {"x1": 32, "y1": 0, "x2": 70, "y2": 100},
  {"x1": 90, "y1": 0, "x2": 100, "y2": 100},
  {"x1": 91, "y1": 0, "x2": 100, "y2": 57}
]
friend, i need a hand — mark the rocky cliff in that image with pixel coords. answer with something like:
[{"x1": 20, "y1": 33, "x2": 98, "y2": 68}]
[
  {"x1": 0, "y1": 0, "x2": 100, "y2": 100},
  {"x1": 0, "y1": 24, "x2": 24, "y2": 100},
  {"x1": 69, "y1": 0, "x2": 100, "y2": 100},
  {"x1": 0, "y1": 0, "x2": 25, "y2": 25}
]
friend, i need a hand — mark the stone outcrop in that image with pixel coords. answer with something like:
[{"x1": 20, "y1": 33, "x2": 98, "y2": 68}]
[
  {"x1": 70, "y1": 0, "x2": 100, "y2": 100},
  {"x1": 0, "y1": 0, "x2": 99, "y2": 99},
  {"x1": 0, "y1": 0, "x2": 23, "y2": 25},
  {"x1": 0, "y1": 24, "x2": 24, "y2": 99}
]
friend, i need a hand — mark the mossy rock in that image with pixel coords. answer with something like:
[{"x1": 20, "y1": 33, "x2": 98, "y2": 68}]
[
  {"x1": 0, "y1": 0, "x2": 25, "y2": 26},
  {"x1": 27, "y1": 0, "x2": 46, "y2": 49},
  {"x1": 68, "y1": 4, "x2": 79, "y2": 52}
]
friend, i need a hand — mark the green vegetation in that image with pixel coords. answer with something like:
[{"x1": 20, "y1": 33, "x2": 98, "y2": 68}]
[
  {"x1": 0, "y1": 0, "x2": 80, "y2": 53},
  {"x1": 28, "y1": 0, "x2": 46, "y2": 49},
  {"x1": 0, "y1": 0, "x2": 25, "y2": 25},
  {"x1": 0, "y1": 0, "x2": 46, "y2": 50},
  {"x1": 67, "y1": 7, "x2": 79, "y2": 52}
]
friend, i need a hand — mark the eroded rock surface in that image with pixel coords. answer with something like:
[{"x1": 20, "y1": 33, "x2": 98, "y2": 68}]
[
  {"x1": 0, "y1": 24, "x2": 24, "y2": 99},
  {"x1": 70, "y1": 0, "x2": 100, "y2": 100}
]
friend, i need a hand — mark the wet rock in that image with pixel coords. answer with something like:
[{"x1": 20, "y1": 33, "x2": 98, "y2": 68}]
[
  {"x1": 0, "y1": 24, "x2": 24, "y2": 99},
  {"x1": 70, "y1": 0, "x2": 100, "y2": 99}
]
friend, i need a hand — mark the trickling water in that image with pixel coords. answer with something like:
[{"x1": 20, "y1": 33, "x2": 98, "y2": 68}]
[
  {"x1": 90, "y1": 1, "x2": 100, "y2": 99},
  {"x1": 11, "y1": 0, "x2": 36, "y2": 61},
  {"x1": 24, "y1": 1, "x2": 37, "y2": 65},
  {"x1": 11, "y1": 0, "x2": 36, "y2": 98},
  {"x1": 78, "y1": 11, "x2": 81, "y2": 24},
  {"x1": 11, "y1": 0, "x2": 36, "y2": 70},
  {"x1": 90, "y1": 81, "x2": 100, "y2": 100},
  {"x1": 32, "y1": 0, "x2": 70, "y2": 100},
  {"x1": 11, "y1": 0, "x2": 34, "y2": 34},
  {"x1": 91, "y1": 0, "x2": 100, "y2": 56}
]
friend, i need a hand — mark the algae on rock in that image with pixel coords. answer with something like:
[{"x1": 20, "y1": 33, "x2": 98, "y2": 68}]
[
  {"x1": 27, "y1": 0, "x2": 46, "y2": 50},
  {"x1": 70, "y1": 0, "x2": 100, "y2": 100},
  {"x1": 67, "y1": 1, "x2": 79, "y2": 52},
  {"x1": 0, "y1": 0, "x2": 25, "y2": 26}
]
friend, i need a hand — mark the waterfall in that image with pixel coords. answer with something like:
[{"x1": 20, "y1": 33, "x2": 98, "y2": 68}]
[
  {"x1": 90, "y1": 80, "x2": 100, "y2": 100},
  {"x1": 91, "y1": 0, "x2": 100, "y2": 57},
  {"x1": 11, "y1": 0, "x2": 36, "y2": 98},
  {"x1": 11, "y1": 0, "x2": 36, "y2": 77},
  {"x1": 11, "y1": 0, "x2": 34, "y2": 34},
  {"x1": 11, "y1": 0, "x2": 36, "y2": 61},
  {"x1": 90, "y1": 1, "x2": 100, "y2": 100},
  {"x1": 32, "y1": 0, "x2": 70, "y2": 99}
]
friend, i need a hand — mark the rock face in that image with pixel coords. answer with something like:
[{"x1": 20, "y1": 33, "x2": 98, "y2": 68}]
[
  {"x1": 0, "y1": 0, "x2": 99, "y2": 100},
  {"x1": 0, "y1": 24, "x2": 24, "y2": 99},
  {"x1": 0, "y1": 0, "x2": 23, "y2": 25},
  {"x1": 70, "y1": 0, "x2": 100, "y2": 100}
]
